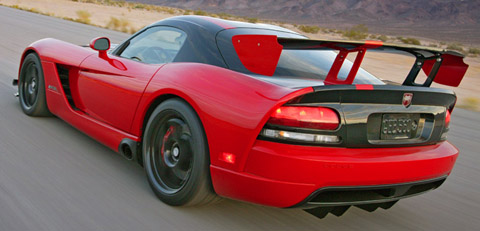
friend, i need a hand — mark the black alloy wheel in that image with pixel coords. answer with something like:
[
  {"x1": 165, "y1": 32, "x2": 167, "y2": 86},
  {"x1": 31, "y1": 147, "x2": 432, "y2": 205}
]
[
  {"x1": 18, "y1": 53, "x2": 51, "y2": 116},
  {"x1": 143, "y1": 99, "x2": 218, "y2": 206}
]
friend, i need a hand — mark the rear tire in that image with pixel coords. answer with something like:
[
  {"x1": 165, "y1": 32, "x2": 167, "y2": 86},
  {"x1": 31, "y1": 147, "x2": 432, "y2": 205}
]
[
  {"x1": 143, "y1": 98, "x2": 218, "y2": 206},
  {"x1": 18, "y1": 53, "x2": 51, "y2": 116}
]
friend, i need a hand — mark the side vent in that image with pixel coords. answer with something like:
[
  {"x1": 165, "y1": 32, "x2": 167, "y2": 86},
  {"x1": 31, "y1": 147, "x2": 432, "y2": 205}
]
[{"x1": 56, "y1": 64, "x2": 77, "y2": 108}]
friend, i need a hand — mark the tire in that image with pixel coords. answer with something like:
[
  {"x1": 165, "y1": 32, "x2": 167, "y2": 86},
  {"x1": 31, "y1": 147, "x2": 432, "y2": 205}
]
[
  {"x1": 143, "y1": 98, "x2": 218, "y2": 206},
  {"x1": 18, "y1": 53, "x2": 51, "y2": 116}
]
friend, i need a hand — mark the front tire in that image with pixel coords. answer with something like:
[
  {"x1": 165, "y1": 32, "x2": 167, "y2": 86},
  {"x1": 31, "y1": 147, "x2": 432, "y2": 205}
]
[
  {"x1": 143, "y1": 98, "x2": 217, "y2": 206},
  {"x1": 18, "y1": 53, "x2": 51, "y2": 116}
]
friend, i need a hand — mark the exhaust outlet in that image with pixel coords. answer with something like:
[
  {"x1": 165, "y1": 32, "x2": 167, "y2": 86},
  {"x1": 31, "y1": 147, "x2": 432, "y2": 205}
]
[
  {"x1": 118, "y1": 138, "x2": 138, "y2": 161},
  {"x1": 13, "y1": 79, "x2": 19, "y2": 98},
  {"x1": 121, "y1": 144, "x2": 134, "y2": 160}
]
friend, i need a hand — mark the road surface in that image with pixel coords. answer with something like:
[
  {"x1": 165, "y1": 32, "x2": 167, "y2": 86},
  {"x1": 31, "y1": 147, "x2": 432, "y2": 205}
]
[{"x1": 0, "y1": 6, "x2": 479, "y2": 231}]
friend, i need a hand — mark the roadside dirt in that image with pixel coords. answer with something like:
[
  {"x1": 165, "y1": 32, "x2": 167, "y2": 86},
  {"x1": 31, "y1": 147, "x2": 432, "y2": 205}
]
[{"x1": 1, "y1": 0, "x2": 479, "y2": 110}]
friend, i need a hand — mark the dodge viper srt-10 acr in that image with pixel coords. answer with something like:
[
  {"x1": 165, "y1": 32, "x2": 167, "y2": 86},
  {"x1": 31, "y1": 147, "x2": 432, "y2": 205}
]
[{"x1": 14, "y1": 16, "x2": 468, "y2": 218}]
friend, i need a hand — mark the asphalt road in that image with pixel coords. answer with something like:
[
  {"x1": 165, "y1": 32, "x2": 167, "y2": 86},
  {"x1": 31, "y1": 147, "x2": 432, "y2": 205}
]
[{"x1": 1, "y1": 6, "x2": 479, "y2": 231}]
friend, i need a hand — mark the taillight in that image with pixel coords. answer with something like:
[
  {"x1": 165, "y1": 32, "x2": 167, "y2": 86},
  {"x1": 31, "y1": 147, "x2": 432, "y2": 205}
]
[
  {"x1": 267, "y1": 106, "x2": 339, "y2": 130},
  {"x1": 445, "y1": 110, "x2": 451, "y2": 128},
  {"x1": 260, "y1": 106, "x2": 341, "y2": 144},
  {"x1": 441, "y1": 108, "x2": 453, "y2": 141}
]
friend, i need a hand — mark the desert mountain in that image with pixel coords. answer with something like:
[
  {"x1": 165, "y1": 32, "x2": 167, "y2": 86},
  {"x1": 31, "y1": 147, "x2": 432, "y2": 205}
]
[{"x1": 127, "y1": 0, "x2": 480, "y2": 44}]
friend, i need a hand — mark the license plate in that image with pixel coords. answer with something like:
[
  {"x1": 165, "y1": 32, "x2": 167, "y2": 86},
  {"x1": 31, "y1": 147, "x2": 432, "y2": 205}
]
[{"x1": 380, "y1": 114, "x2": 420, "y2": 140}]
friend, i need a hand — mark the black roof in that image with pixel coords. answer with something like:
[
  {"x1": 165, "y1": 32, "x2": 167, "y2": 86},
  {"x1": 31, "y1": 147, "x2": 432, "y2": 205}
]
[
  {"x1": 151, "y1": 15, "x2": 299, "y2": 36},
  {"x1": 131, "y1": 16, "x2": 300, "y2": 69}
]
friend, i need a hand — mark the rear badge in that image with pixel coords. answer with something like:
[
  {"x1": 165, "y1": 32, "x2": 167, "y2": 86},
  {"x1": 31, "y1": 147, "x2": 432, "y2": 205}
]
[{"x1": 403, "y1": 93, "x2": 413, "y2": 108}]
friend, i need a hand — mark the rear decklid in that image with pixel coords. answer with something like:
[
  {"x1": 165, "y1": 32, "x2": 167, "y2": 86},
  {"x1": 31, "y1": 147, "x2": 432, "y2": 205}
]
[{"x1": 273, "y1": 85, "x2": 456, "y2": 148}]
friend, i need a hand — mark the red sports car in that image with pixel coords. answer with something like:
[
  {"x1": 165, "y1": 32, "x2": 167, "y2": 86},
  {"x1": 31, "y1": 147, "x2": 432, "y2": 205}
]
[{"x1": 14, "y1": 16, "x2": 468, "y2": 218}]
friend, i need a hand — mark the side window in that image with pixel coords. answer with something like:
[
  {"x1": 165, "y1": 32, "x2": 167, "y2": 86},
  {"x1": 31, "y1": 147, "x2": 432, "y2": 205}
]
[{"x1": 119, "y1": 27, "x2": 187, "y2": 64}]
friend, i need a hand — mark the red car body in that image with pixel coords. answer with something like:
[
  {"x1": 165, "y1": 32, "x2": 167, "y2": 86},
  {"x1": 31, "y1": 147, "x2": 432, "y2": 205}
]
[{"x1": 16, "y1": 16, "x2": 468, "y2": 218}]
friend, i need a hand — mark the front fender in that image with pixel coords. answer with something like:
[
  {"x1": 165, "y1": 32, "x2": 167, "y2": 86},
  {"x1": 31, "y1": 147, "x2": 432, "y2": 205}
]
[{"x1": 21, "y1": 38, "x2": 95, "y2": 67}]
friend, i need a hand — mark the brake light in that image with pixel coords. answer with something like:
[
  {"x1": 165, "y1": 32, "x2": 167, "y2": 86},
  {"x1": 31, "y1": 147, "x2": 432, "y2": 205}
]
[{"x1": 267, "y1": 106, "x2": 339, "y2": 130}]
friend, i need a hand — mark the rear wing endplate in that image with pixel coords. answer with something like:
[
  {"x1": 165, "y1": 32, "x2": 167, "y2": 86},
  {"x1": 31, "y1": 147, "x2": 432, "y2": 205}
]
[{"x1": 232, "y1": 35, "x2": 468, "y2": 87}]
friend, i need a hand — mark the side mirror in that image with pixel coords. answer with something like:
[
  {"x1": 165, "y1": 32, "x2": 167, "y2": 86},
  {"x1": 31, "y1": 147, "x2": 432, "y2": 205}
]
[{"x1": 89, "y1": 37, "x2": 110, "y2": 57}]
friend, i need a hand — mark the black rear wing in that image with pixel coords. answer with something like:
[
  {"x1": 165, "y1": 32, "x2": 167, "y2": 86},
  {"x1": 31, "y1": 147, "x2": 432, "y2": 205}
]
[
  {"x1": 232, "y1": 35, "x2": 469, "y2": 87},
  {"x1": 278, "y1": 38, "x2": 468, "y2": 87}
]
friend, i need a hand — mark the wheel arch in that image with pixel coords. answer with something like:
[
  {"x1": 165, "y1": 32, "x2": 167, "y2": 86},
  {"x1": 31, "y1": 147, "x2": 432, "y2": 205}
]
[
  {"x1": 18, "y1": 48, "x2": 39, "y2": 79},
  {"x1": 137, "y1": 92, "x2": 211, "y2": 166},
  {"x1": 141, "y1": 93, "x2": 220, "y2": 205}
]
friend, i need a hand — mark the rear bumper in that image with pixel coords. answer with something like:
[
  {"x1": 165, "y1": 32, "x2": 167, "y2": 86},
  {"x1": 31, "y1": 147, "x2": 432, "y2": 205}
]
[{"x1": 210, "y1": 140, "x2": 458, "y2": 208}]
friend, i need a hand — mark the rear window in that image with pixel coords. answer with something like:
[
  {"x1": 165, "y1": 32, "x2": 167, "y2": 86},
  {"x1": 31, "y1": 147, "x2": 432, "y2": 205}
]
[{"x1": 217, "y1": 29, "x2": 383, "y2": 85}]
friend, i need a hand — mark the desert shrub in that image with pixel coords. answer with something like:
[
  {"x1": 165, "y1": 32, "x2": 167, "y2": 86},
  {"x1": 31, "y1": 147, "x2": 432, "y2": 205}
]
[
  {"x1": 447, "y1": 43, "x2": 464, "y2": 52},
  {"x1": 129, "y1": 27, "x2": 139, "y2": 34},
  {"x1": 143, "y1": 5, "x2": 154, "y2": 11},
  {"x1": 468, "y1": 47, "x2": 480, "y2": 55},
  {"x1": 112, "y1": 1, "x2": 127, "y2": 7},
  {"x1": 76, "y1": 10, "x2": 91, "y2": 24},
  {"x1": 73, "y1": 0, "x2": 97, "y2": 3},
  {"x1": 343, "y1": 24, "x2": 368, "y2": 40},
  {"x1": 97, "y1": 0, "x2": 115, "y2": 6},
  {"x1": 399, "y1": 37, "x2": 421, "y2": 45},
  {"x1": 28, "y1": 7, "x2": 41, "y2": 14},
  {"x1": 247, "y1": 17, "x2": 258, "y2": 23},
  {"x1": 217, "y1": 12, "x2": 233, "y2": 19},
  {"x1": 165, "y1": 8, "x2": 175, "y2": 14},
  {"x1": 323, "y1": 28, "x2": 337, "y2": 34},
  {"x1": 459, "y1": 97, "x2": 479, "y2": 111},
  {"x1": 298, "y1": 25, "x2": 320, "y2": 34},
  {"x1": 367, "y1": 34, "x2": 388, "y2": 42},
  {"x1": 193, "y1": 10, "x2": 207, "y2": 16},
  {"x1": 134, "y1": 4, "x2": 145, "y2": 9},
  {"x1": 377, "y1": 34, "x2": 389, "y2": 42},
  {"x1": 106, "y1": 16, "x2": 130, "y2": 32},
  {"x1": 106, "y1": 17, "x2": 120, "y2": 29}
]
